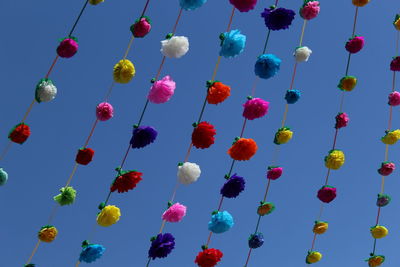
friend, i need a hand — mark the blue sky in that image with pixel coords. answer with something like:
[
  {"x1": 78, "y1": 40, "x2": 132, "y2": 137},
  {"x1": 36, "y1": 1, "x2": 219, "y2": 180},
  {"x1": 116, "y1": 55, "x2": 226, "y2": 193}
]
[{"x1": 0, "y1": 0, "x2": 399, "y2": 266}]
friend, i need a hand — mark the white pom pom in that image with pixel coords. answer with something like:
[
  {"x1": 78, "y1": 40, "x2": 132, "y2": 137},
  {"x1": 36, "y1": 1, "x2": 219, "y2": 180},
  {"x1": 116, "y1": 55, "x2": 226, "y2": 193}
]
[
  {"x1": 161, "y1": 36, "x2": 189, "y2": 58},
  {"x1": 35, "y1": 79, "x2": 57, "y2": 103},
  {"x1": 294, "y1": 46, "x2": 312, "y2": 62},
  {"x1": 178, "y1": 162, "x2": 201, "y2": 185}
]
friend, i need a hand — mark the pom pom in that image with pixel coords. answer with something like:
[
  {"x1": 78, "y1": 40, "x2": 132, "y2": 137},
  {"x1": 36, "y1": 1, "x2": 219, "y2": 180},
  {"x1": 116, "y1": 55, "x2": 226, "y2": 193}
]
[
  {"x1": 148, "y1": 75, "x2": 176, "y2": 104},
  {"x1": 388, "y1": 91, "x2": 400, "y2": 106},
  {"x1": 261, "y1": 7, "x2": 296, "y2": 31},
  {"x1": 313, "y1": 221, "x2": 328, "y2": 235},
  {"x1": 317, "y1": 185, "x2": 337, "y2": 203},
  {"x1": 130, "y1": 16, "x2": 151, "y2": 38},
  {"x1": 79, "y1": 243, "x2": 105, "y2": 263},
  {"x1": 274, "y1": 127, "x2": 293, "y2": 145},
  {"x1": 378, "y1": 162, "x2": 395, "y2": 176},
  {"x1": 338, "y1": 76, "x2": 357, "y2": 92},
  {"x1": 367, "y1": 255, "x2": 385, "y2": 267},
  {"x1": 267, "y1": 166, "x2": 283, "y2": 180},
  {"x1": 96, "y1": 102, "x2": 114, "y2": 121},
  {"x1": 381, "y1": 129, "x2": 400, "y2": 145},
  {"x1": 325, "y1": 149, "x2": 345, "y2": 170},
  {"x1": 75, "y1": 148, "x2": 95, "y2": 165},
  {"x1": 208, "y1": 211, "x2": 234, "y2": 234},
  {"x1": 89, "y1": 0, "x2": 104, "y2": 5},
  {"x1": 96, "y1": 205, "x2": 121, "y2": 227},
  {"x1": 113, "y1": 59, "x2": 135, "y2": 84},
  {"x1": 285, "y1": 89, "x2": 301, "y2": 104},
  {"x1": 248, "y1": 233, "x2": 264, "y2": 249},
  {"x1": 207, "y1": 81, "x2": 231, "y2": 104},
  {"x1": 148, "y1": 233, "x2": 175, "y2": 259},
  {"x1": 219, "y1": 29, "x2": 246, "y2": 58},
  {"x1": 54, "y1": 186, "x2": 77, "y2": 206},
  {"x1": 38, "y1": 225, "x2": 58, "y2": 243},
  {"x1": 390, "y1": 56, "x2": 400, "y2": 71},
  {"x1": 257, "y1": 202, "x2": 275, "y2": 216},
  {"x1": 300, "y1": 1, "x2": 320, "y2": 20},
  {"x1": 195, "y1": 248, "x2": 223, "y2": 267},
  {"x1": 228, "y1": 138, "x2": 258, "y2": 161},
  {"x1": 8, "y1": 123, "x2": 30, "y2": 144},
  {"x1": 254, "y1": 54, "x2": 281, "y2": 79},
  {"x1": 161, "y1": 36, "x2": 189, "y2": 58},
  {"x1": 111, "y1": 170, "x2": 143, "y2": 193},
  {"x1": 35, "y1": 78, "x2": 57, "y2": 103},
  {"x1": 220, "y1": 173, "x2": 245, "y2": 198},
  {"x1": 306, "y1": 251, "x2": 322, "y2": 264},
  {"x1": 352, "y1": 0, "x2": 370, "y2": 7},
  {"x1": 242, "y1": 97, "x2": 269, "y2": 120},
  {"x1": 370, "y1": 225, "x2": 388, "y2": 239},
  {"x1": 57, "y1": 37, "x2": 78, "y2": 58},
  {"x1": 335, "y1": 112, "x2": 349, "y2": 129},
  {"x1": 345, "y1": 36, "x2": 365, "y2": 54},
  {"x1": 178, "y1": 162, "x2": 201, "y2": 185},
  {"x1": 294, "y1": 46, "x2": 312, "y2": 62},
  {"x1": 394, "y1": 14, "x2": 400, "y2": 31},
  {"x1": 0, "y1": 168, "x2": 8, "y2": 186},
  {"x1": 130, "y1": 126, "x2": 158, "y2": 149},
  {"x1": 192, "y1": 122, "x2": 216, "y2": 149},
  {"x1": 229, "y1": 0, "x2": 257, "y2": 12},
  {"x1": 377, "y1": 194, "x2": 391, "y2": 207},
  {"x1": 162, "y1": 203, "x2": 187, "y2": 223},
  {"x1": 179, "y1": 0, "x2": 207, "y2": 11}
]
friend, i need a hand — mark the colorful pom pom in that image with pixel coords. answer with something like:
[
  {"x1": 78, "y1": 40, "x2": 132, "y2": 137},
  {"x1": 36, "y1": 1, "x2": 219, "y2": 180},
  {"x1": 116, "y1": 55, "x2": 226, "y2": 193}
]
[
  {"x1": 335, "y1": 112, "x2": 349, "y2": 129},
  {"x1": 130, "y1": 126, "x2": 158, "y2": 149},
  {"x1": 228, "y1": 138, "x2": 258, "y2": 161},
  {"x1": 352, "y1": 0, "x2": 370, "y2": 7},
  {"x1": 192, "y1": 122, "x2": 216, "y2": 149},
  {"x1": 54, "y1": 186, "x2": 77, "y2": 206},
  {"x1": 370, "y1": 225, "x2": 388, "y2": 239},
  {"x1": 179, "y1": 0, "x2": 207, "y2": 11},
  {"x1": 254, "y1": 54, "x2": 281, "y2": 79},
  {"x1": 195, "y1": 248, "x2": 223, "y2": 267},
  {"x1": 219, "y1": 29, "x2": 246, "y2": 58},
  {"x1": 148, "y1": 75, "x2": 176, "y2": 104},
  {"x1": 325, "y1": 149, "x2": 345, "y2": 170},
  {"x1": 162, "y1": 203, "x2": 187, "y2": 223},
  {"x1": 274, "y1": 127, "x2": 293, "y2": 145},
  {"x1": 161, "y1": 36, "x2": 189, "y2": 58},
  {"x1": 248, "y1": 233, "x2": 264, "y2": 249},
  {"x1": 207, "y1": 81, "x2": 231, "y2": 104},
  {"x1": 367, "y1": 255, "x2": 385, "y2": 267},
  {"x1": 390, "y1": 56, "x2": 400, "y2": 71},
  {"x1": 96, "y1": 102, "x2": 114, "y2": 121},
  {"x1": 113, "y1": 59, "x2": 135, "y2": 84},
  {"x1": 381, "y1": 129, "x2": 400, "y2": 145},
  {"x1": 317, "y1": 185, "x2": 337, "y2": 203},
  {"x1": 242, "y1": 97, "x2": 269, "y2": 120},
  {"x1": 35, "y1": 78, "x2": 57, "y2": 103},
  {"x1": 285, "y1": 89, "x2": 301, "y2": 104},
  {"x1": 208, "y1": 211, "x2": 234, "y2": 234},
  {"x1": 96, "y1": 205, "x2": 121, "y2": 227},
  {"x1": 338, "y1": 76, "x2": 357, "y2": 91},
  {"x1": 148, "y1": 233, "x2": 175, "y2": 259},
  {"x1": 394, "y1": 14, "x2": 400, "y2": 31},
  {"x1": 38, "y1": 225, "x2": 58, "y2": 243},
  {"x1": 267, "y1": 166, "x2": 283, "y2": 180},
  {"x1": 257, "y1": 202, "x2": 275, "y2": 216},
  {"x1": 294, "y1": 46, "x2": 312, "y2": 62},
  {"x1": 57, "y1": 37, "x2": 78, "y2": 58},
  {"x1": 229, "y1": 0, "x2": 257, "y2": 12},
  {"x1": 0, "y1": 168, "x2": 8, "y2": 186},
  {"x1": 377, "y1": 194, "x2": 391, "y2": 207},
  {"x1": 345, "y1": 36, "x2": 365, "y2": 54},
  {"x1": 300, "y1": 1, "x2": 320, "y2": 20},
  {"x1": 220, "y1": 173, "x2": 245, "y2": 198},
  {"x1": 8, "y1": 123, "x2": 30, "y2": 144},
  {"x1": 261, "y1": 7, "x2": 296, "y2": 31},
  {"x1": 130, "y1": 16, "x2": 151, "y2": 38},
  {"x1": 89, "y1": 0, "x2": 104, "y2": 5},
  {"x1": 178, "y1": 162, "x2": 201, "y2": 185},
  {"x1": 306, "y1": 251, "x2": 322, "y2": 264},
  {"x1": 110, "y1": 170, "x2": 143, "y2": 193},
  {"x1": 313, "y1": 221, "x2": 328, "y2": 235},
  {"x1": 75, "y1": 147, "x2": 95, "y2": 165},
  {"x1": 388, "y1": 91, "x2": 400, "y2": 106},
  {"x1": 79, "y1": 242, "x2": 105, "y2": 263},
  {"x1": 378, "y1": 162, "x2": 395, "y2": 176}
]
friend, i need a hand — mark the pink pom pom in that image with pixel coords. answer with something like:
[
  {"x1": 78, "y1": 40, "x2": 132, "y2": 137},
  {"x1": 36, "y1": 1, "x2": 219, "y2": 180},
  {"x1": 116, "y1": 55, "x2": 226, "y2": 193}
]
[
  {"x1": 162, "y1": 203, "x2": 187, "y2": 223},
  {"x1": 57, "y1": 38, "x2": 79, "y2": 58},
  {"x1": 391, "y1": 56, "x2": 400, "y2": 71},
  {"x1": 317, "y1": 186, "x2": 337, "y2": 203},
  {"x1": 148, "y1": 76, "x2": 176, "y2": 104},
  {"x1": 300, "y1": 1, "x2": 320, "y2": 20},
  {"x1": 96, "y1": 102, "x2": 114, "y2": 121},
  {"x1": 229, "y1": 0, "x2": 257, "y2": 12},
  {"x1": 267, "y1": 166, "x2": 283, "y2": 180},
  {"x1": 345, "y1": 36, "x2": 365, "y2": 54},
  {"x1": 132, "y1": 17, "x2": 151, "y2": 38},
  {"x1": 378, "y1": 162, "x2": 395, "y2": 176},
  {"x1": 335, "y1": 112, "x2": 349, "y2": 129},
  {"x1": 242, "y1": 97, "x2": 269, "y2": 120},
  {"x1": 388, "y1": 91, "x2": 400, "y2": 106}
]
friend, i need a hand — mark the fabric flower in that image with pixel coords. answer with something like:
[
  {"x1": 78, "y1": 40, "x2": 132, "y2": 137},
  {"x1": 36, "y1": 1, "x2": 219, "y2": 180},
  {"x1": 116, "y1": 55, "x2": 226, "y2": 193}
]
[
  {"x1": 57, "y1": 37, "x2": 78, "y2": 58},
  {"x1": 274, "y1": 127, "x2": 293, "y2": 145},
  {"x1": 317, "y1": 185, "x2": 337, "y2": 203},
  {"x1": 38, "y1": 225, "x2": 58, "y2": 243},
  {"x1": 89, "y1": 0, "x2": 104, "y2": 5},
  {"x1": 192, "y1": 122, "x2": 216, "y2": 149},
  {"x1": 208, "y1": 211, "x2": 234, "y2": 234},
  {"x1": 267, "y1": 166, "x2": 283, "y2": 180},
  {"x1": 352, "y1": 0, "x2": 370, "y2": 7},
  {"x1": 254, "y1": 54, "x2": 281, "y2": 79},
  {"x1": 207, "y1": 81, "x2": 231, "y2": 104},
  {"x1": 79, "y1": 242, "x2": 105, "y2": 263},
  {"x1": 195, "y1": 248, "x2": 223, "y2": 267},
  {"x1": 35, "y1": 78, "x2": 57, "y2": 103},
  {"x1": 178, "y1": 162, "x2": 201, "y2": 185},
  {"x1": 261, "y1": 7, "x2": 296, "y2": 31},
  {"x1": 229, "y1": 0, "x2": 257, "y2": 12},
  {"x1": 390, "y1": 56, "x2": 400, "y2": 71},
  {"x1": 370, "y1": 225, "x2": 388, "y2": 239},
  {"x1": 338, "y1": 76, "x2": 357, "y2": 91},
  {"x1": 130, "y1": 16, "x2": 151, "y2": 38},
  {"x1": 8, "y1": 123, "x2": 30, "y2": 144},
  {"x1": 388, "y1": 91, "x2": 400, "y2": 106},
  {"x1": 335, "y1": 112, "x2": 349, "y2": 129},
  {"x1": 179, "y1": 0, "x2": 207, "y2": 11},
  {"x1": 367, "y1": 255, "x2": 385, "y2": 267},
  {"x1": 161, "y1": 36, "x2": 189, "y2": 58},
  {"x1": 97, "y1": 205, "x2": 121, "y2": 227},
  {"x1": 394, "y1": 14, "x2": 400, "y2": 31},
  {"x1": 0, "y1": 168, "x2": 8, "y2": 186},
  {"x1": 53, "y1": 186, "x2": 77, "y2": 206},
  {"x1": 96, "y1": 102, "x2": 114, "y2": 121},
  {"x1": 242, "y1": 97, "x2": 269, "y2": 120},
  {"x1": 381, "y1": 129, "x2": 400, "y2": 145},
  {"x1": 148, "y1": 75, "x2": 176, "y2": 104},
  {"x1": 325, "y1": 149, "x2": 345, "y2": 170},
  {"x1": 228, "y1": 138, "x2": 258, "y2": 161},
  {"x1": 248, "y1": 233, "x2": 264, "y2": 249},
  {"x1": 313, "y1": 221, "x2": 328, "y2": 235},
  {"x1": 219, "y1": 29, "x2": 246, "y2": 58},
  {"x1": 162, "y1": 203, "x2": 187, "y2": 223},
  {"x1": 257, "y1": 202, "x2": 275, "y2": 216},
  {"x1": 306, "y1": 251, "x2": 322, "y2": 264},
  {"x1": 75, "y1": 147, "x2": 95, "y2": 165},
  {"x1": 110, "y1": 170, "x2": 143, "y2": 193},
  {"x1": 148, "y1": 233, "x2": 175, "y2": 259},
  {"x1": 113, "y1": 59, "x2": 135, "y2": 84},
  {"x1": 378, "y1": 162, "x2": 395, "y2": 176},
  {"x1": 300, "y1": 1, "x2": 320, "y2": 20},
  {"x1": 345, "y1": 36, "x2": 365, "y2": 54},
  {"x1": 220, "y1": 173, "x2": 245, "y2": 198},
  {"x1": 130, "y1": 126, "x2": 158, "y2": 149},
  {"x1": 377, "y1": 194, "x2": 391, "y2": 207},
  {"x1": 294, "y1": 46, "x2": 312, "y2": 62},
  {"x1": 285, "y1": 89, "x2": 301, "y2": 104}
]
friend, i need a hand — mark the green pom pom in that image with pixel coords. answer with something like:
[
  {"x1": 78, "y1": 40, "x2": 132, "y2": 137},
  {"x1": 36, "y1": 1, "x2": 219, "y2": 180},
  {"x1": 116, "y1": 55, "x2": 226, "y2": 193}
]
[{"x1": 53, "y1": 186, "x2": 77, "y2": 206}]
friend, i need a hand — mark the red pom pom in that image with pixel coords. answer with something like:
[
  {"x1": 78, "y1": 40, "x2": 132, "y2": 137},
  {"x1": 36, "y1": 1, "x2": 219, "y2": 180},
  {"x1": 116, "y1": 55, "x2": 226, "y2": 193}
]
[
  {"x1": 8, "y1": 123, "x2": 31, "y2": 144},
  {"x1": 207, "y1": 82, "x2": 231, "y2": 105},
  {"x1": 228, "y1": 138, "x2": 258, "y2": 161},
  {"x1": 75, "y1": 148, "x2": 95, "y2": 165},
  {"x1": 195, "y1": 248, "x2": 223, "y2": 267},
  {"x1": 111, "y1": 170, "x2": 143, "y2": 193},
  {"x1": 192, "y1": 122, "x2": 217, "y2": 149}
]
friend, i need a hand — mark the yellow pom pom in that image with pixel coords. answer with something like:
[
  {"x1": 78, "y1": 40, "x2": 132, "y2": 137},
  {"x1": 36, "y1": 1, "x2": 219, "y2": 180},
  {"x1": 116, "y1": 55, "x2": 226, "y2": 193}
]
[
  {"x1": 306, "y1": 251, "x2": 322, "y2": 264},
  {"x1": 38, "y1": 225, "x2": 58, "y2": 243},
  {"x1": 338, "y1": 76, "x2": 357, "y2": 92},
  {"x1": 97, "y1": 205, "x2": 121, "y2": 227},
  {"x1": 368, "y1": 255, "x2": 385, "y2": 267},
  {"x1": 274, "y1": 127, "x2": 293, "y2": 145},
  {"x1": 324, "y1": 150, "x2": 345, "y2": 170},
  {"x1": 370, "y1": 225, "x2": 388, "y2": 239},
  {"x1": 381, "y1": 130, "x2": 400, "y2": 145},
  {"x1": 89, "y1": 0, "x2": 104, "y2": 5},
  {"x1": 352, "y1": 0, "x2": 370, "y2": 7},
  {"x1": 313, "y1": 221, "x2": 328, "y2": 235},
  {"x1": 394, "y1": 15, "x2": 400, "y2": 31},
  {"x1": 113, "y1": 59, "x2": 135, "y2": 84}
]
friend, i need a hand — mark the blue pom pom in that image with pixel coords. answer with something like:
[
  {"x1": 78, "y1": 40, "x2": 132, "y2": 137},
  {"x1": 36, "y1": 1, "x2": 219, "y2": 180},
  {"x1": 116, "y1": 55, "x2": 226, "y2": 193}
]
[
  {"x1": 219, "y1": 29, "x2": 246, "y2": 58},
  {"x1": 285, "y1": 89, "x2": 301, "y2": 104},
  {"x1": 248, "y1": 233, "x2": 264, "y2": 249},
  {"x1": 179, "y1": 0, "x2": 207, "y2": 11},
  {"x1": 208, "y1": 211, "x2": 234, "y2": 234},
  {"x1": 79, "y1": 244, "x2": 105, "y2": 263},
  {"x1": 254, "y1": 54, "x2": 281, "y2": 79},
  {"x1": 130, "y1": 126, "x2": 158, "y2": 149},
  {"x1": 0, "y1": 168, "x2": 8, "y2": 186}
]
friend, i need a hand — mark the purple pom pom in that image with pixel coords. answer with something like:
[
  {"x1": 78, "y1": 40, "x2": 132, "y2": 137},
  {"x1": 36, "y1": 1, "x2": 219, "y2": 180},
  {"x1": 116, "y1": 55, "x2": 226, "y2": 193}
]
[
  {"x1": 148, "y1": 233, "x2": 175, "y2": 260},
  {"x1": 220, "y1": 174, "x2": 245, "y2": 198},
  {"x1": 261, "y1": 7, "x2": 296, "y2": 31},
  {"x1": 130, "y1": 126, "x2": 158, "y2": 149},
  {"x1": 248, "y1": 233, "x2": 264, "y2": 249}
]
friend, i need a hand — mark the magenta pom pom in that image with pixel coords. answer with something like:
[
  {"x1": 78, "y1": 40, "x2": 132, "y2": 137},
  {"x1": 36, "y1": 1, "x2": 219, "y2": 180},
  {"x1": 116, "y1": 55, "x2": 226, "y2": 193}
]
[
  {"x1": 391, "y1": 56, "x2": 400, "y2": 71},
  {"x1": 148, "y1": 76, "x2": 176, "y2": 104},
  {"x1": 267, "y1": 166, "x2": 283, "y2": 180},
  {"x1": 388, "y1": 91, "x2": 400, "y2": 106},
  {"x1": 300, "y1": 1, "x2": 320, "y2": 20},
  {"x1": 162, "y1": 203, "x2": 187, "y2": 223},
  {"x1": 317, "y1": 186, "x2": 337, "y2": 203},
  {"x1": 131, "y1": 17, "x2": 151, "y2": 38},
  {"x1": 229, "y1": 0, "x2": 257, "y2": 12},
  {"x1": 242, "y1": 97, "x2": 269, "y2": 120},
  {"x1": 345, "y1": 36, "x2": 365, "y2": 54},
  {"x1": 378, "y1": 162, "x2": 395, "y2": 176},
  {"x1": 57, "y1": 37, "x2": 79, "y2": 58},
  {"x1": 96, "y1": 102, "x2": 114, "y2": 121},
  {"x1": 335, "y1": 112, "x2": 349, "y2": 129}
]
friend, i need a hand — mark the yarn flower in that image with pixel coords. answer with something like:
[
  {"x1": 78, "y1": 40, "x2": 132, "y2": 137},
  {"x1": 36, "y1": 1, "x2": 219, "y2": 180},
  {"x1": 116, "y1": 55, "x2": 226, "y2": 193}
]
[
  {"x1": 179, "y1": 0, "x2": 207, "y2": 11},
  {"x1": 148, "y1": 75, "x2": 176, "y2": 104},
  {"x1": 130, "y1": 16, "x2": 151, "y2": 38},
  {"x1": 242, "y1": 97, "x2": 269, "y2": 120},
  {"x1": 381, "y1": 129, "x2": 400, "y2": 145},
  {"x1": 110, "y1": 170, "x2": 143, "y2": 193},
  {"x1": 352, "y1": 0, "x2": 370, "y2": 7},
  {"x1": 228, "y1": 138, "x2": 258, "y2": 161},
  {"x1": 370, "y1": 225, "x2": 388, "y2": 239},
  {"x1": 148, "y1": 233, "x2": 175, "y2": 259},
  {"x1": 53, "y1": 186, "x2": 77, "y2": 206},
  {"x1": 38, "y1": 225, "x2": 58, "y2": 243},
  {"x1": 345, "y1": 36, "x2": 365, "y2": 54},
  {"x1": 261, "y1": 7, "x2": 296, "y2": 31},
  {"x1": 0, "y1": 168, "x2": 8, "y2": 186},
  {"x1": 300, "y1": 1, "x2": 320, "y2": 20},
  {"x1": 89, "y1": 0, "x2": 104, "y2": 5},
  {"x1": 219, "y1": 29, "x2": 246, "y2": 58},
  {"x1": 220, "y1": 173, "x2": 245, "y2": 198},
  {"x1": 162, "y1": 203, "x2": 187, "y2": 223},
  {"x1": 229, "y1": 0, "x2": 257, "y2": 12},
  {"x1": 325, "y1": 149, "x2": 345, "y2": 170},
  {"x1": 394, "y1": 14, "x2": 400, "y2": 31},
  {"x1": 57, "y1": 37, "x2": 78, "y2": 58},
  {"x1": 338, "y1": 76, "x2": 357, "y2": 91},
  {"x1": 313, "y1": 221, "x2": 328, "y2": 235},
  {"x1": 113, "y1": 59, "x2": 135, "y2": 84},
  {"x1": 294, "y1": 46, "x2": 312, "y2": 62},
  {"x1": 274, "y1": 127, "x2": 293, "y2": 145},
  {"x1": 195, "y1": 248, "x2": 223, "y2": 267},
  {"x1": 257, "y1": 202, "x2": 275, "y2": 216},
  {"x1": 317, "y1": 185, "x2": 337, "y2": 203},
  {"x1": 208, "y1": 211, "x2": 234, "y2": 234},
  {"x1": 390, "y1": 56, "x2": 400, "y2": 71},
  {"x1": 255, "y1": 54, "x2": 281, "y2": 79},
  {"x1": 285, "y1": 89, "x2": 301, "y2": 104},
  {"x1": 367, "y1": 255, "x2": 385, "y2": 267},
  {"x1": 130, "y1": 126, "x2": 158, "y2": 149},
  {"x1": 35, "y1": 78, "x2": 57, "y2": 103},
  {"x1": 178, "y1": 162, "x2": 201, "y2": 185},
  {"x1": 192, "y1": 122, "x2": 217, "y2": 149},
  {"x1": 378, "y1": 162, "x2": 395, "y2": 176},
  {"x1": 96, "y1": 102, "x2": 114, "y2": 121},
  {"x1": 267, "y1": 166, "x2": 283, "y2": 180},
  {"x1": 388, "y1": 91, "x2": 400, "y2": 106},
  {"x1": 377, "y1": 194, "x2": 391, "y2": 207},
  {"x1": 248, "y1": 233, "x2": 264, "y2": 249},
  {"x1": 79, "y1": 242, "x2": 105, "y2": 263},
  {"x1": 8, "y1": 123, "x2": 30, "y2": 144},
  {"x1": 207, "y1": 81, "x2": 231, "y2": 104},
  {"x1": 75, "y1": 147, "x2": 95, "y2": 165},
  {"x1": 96, "y1": 205, "x2": 121, "y2": 227},
  {"x1": 161, "y1": 36, "x2": 189, "y2": 58},
  {"x1": 306, "y1": 251, "x2": 322, "y2": 264},
  {"x1": 335, "y1": 112, "x2": 349, "y2": 129}
]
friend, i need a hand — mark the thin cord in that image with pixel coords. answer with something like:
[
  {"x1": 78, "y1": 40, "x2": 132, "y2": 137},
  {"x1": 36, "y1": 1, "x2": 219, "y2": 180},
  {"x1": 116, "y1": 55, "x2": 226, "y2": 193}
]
[
  {"x1": 0, "y1": 141, "x2": 12, "y2": 161},
  {"x1": 45, "y1": 56, "x2": 60, "y2": 79},
  {"x1": 69, "y1": 0, "x2": 90, "y2": 36},
  {"x1": 299, "y1": 20, "x2": 308, "y2": 47},
  {"x1": 25, "y1": 240, "x2": 41, "y2": 265}
]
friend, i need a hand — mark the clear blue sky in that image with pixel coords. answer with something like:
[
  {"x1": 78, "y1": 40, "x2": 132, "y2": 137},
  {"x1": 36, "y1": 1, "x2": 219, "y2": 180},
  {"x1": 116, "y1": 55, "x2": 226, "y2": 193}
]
[{"x1": 0, "y1": 1, "x2": 399, "y2": 266}]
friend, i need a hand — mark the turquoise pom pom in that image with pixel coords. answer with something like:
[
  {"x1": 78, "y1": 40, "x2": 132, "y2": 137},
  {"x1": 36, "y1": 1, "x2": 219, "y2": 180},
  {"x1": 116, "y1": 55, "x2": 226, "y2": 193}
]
[
  {"x1": 254, "y1": 54, "x2": 281, "y2": 79},
  {"x1": 179, "y1": 0, "x2": 207, "y2": 11},
  {"x1": 285, "y1": 89, "x2": 301, "y2": 104},
  {"x1": 208, "y1": 211, "x2": 234, "y2": 233},
  {"x1": 79, "y1": 243, "x2": 105, "y2": 263},
  {"x1": 219, "y1": 29, "x2": 246, "y2": 58}
]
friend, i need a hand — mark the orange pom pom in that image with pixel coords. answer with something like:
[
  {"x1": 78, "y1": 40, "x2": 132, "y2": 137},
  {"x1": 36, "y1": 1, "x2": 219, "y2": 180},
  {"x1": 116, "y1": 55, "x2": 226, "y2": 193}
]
[
  {"x1": 207, "y1": 81, "x2": 231, "y2": 105},
  {"x1": 227, "y1": 138, "x2": 258, "y2": 161}
]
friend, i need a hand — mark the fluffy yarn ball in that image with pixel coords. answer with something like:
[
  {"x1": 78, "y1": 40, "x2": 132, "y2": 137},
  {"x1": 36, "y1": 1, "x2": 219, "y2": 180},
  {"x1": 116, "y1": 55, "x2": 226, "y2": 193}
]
[
  {"x1": 267, "y1": 166, "x2": 283, "y2": 180},
  {"x1": 113, "y1": 59, "x2": 135, "y2": 83},
  {"x1": 38, "y1": 225, "x2": 58, "y2": 243},
  {"x1": 367, "y1": 255, "x2": 385, "y2": 267},
  {"x1": 179, "y1": 0, "x2": 207, "y2": 11},
  {"x1": 130, "y1": 126, "x2": 158, "y2": 149},
  {"x1": 0, "y1": 168, "x2": 8, "y2": 186},
  {"x1": 148, "y1": 233, "x2": 175, "y2": 260},
  {"x1": 219, "y1": 29, "x2": 246, "y2": 58},
  {"x1": 228, "y1": 138, "x2": 258, "y2": 161},
  {"x1": 394, "y1": 14, "x2": 400, "y2": 31},
  {"x1": 220, "y1": 173, "x2": 245, "y2": 198},
  {"x1": 178, "y1": 162, "x2": 201, "y2": 185},
  {"x1": 161, "y1": 36, "x2": 189, "y2": 58},
  {"x1": 130, "y1": 16, "x2": 151, "y2": 38},
  {"x1": 377, "y1": 194, "x2": 391, "y2": 207},
  {"x1": 89, "y1": 0, "x2": 104, "y2": 5},
  {"x1": 192, "y1": 122, "x2": 217, "y2": 149},
  {"x1": 96, "y1": 102, "x2": 114, "y2": 121},
  {"x1": 345, "y1": 36, "x2": 365, "y2": 54},
  {"x1": 35, "y1": 78, "x2": 57, "y2": 103},
  {"x1": 148, "y1": 75, "x2": 176, "y2": 104},
  {"x1": 325, "y1": 149, "x2": 345, "y2": 170},
  {"x1": 338, "y1": 76, "x2": 357, "y2": 91},
  {"x1": 381, "y1": 129, "x2": 400, "y2": 145},
  {"x1": 388, "y1": 91, "x2": 400, "y2": 106},
  {"x1": 248, "y1": 233, "x2": 264, "y2": 249},
  {"x1": 370, "y1": 225, "x2": 388, "y2": 239},
  {"x1": 207, "y1": 81, "x2": 231, "y2": 104},
  {"x1": 335, "y1": 112, "x2": 349, "y2": 129},
  {"x1": 75, "y1": 147, "x2": 95, "y2": 165},
  {"x1": 306, "y1": 251, "x2": 322, "y2": 264},
  {"x1": 229, "y1": 0, "x2": 257, "y2": 12},
  {"x1": 111, "y1": 170, "x2": 143, "y2": 193},
  {"x1": 195, "y1": 248, "x2": 223, "y2": 267},
  {"x1": 300, "y1": 1, "x2": 320, "y2": 20},
  {"x1": 8, "y1": 123, "x2": 30, "y2": 144},
  {"x1": 352, "y1": 0, "x2": 370, "y2": 7},
  {"x1": 261, "y1": 7, "x2": 296, "y2": 31},
  {"x1": 294, "y1": 46, "x2": 312, "y2": 62},
  {"x1": 242, "y1": 97, "x2": 269, "y2": 120},
  {"x1": 57, "y1": 37, "x2": 78, "y2": 58},
  {"x1": 53, "y1": 186, "x2": 77, "y2": 206},
  {"x1": 162, "y1": 203, "x2": 187, "y2": 223},
  {"x1": 378, "y1": 162, "x2": 395, "y2": 176},
  {"x1": 313, "y1": 221, "x2": 328, "y2": 235},
  {"x1": 257, "y1": 202, "x2": 275, "y2": 216},
  {"x1": 317, "y1": 185, "x2": 337, "y2": 203},
  {"x1": 79, "y1": 243, "x2": 105, "y2": 263},
  {"x1": 390, "y1": 56, "x2": 400, "y2": 71},
  {"x1": 254, "y1": 54, "x2": 281, "y2": 79},
  {"x1": 208, "y1": 211, "x2": 234, "y2": 234},
  {"x1": 274, "y1": 127, "x2": 293, "y2": 145},
  {"x1": 285, "y1": 89, "x2": 301, "y2": 104},
  {"x1": 97, "y1": 205, "x2": 121, "y2": 227}
]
